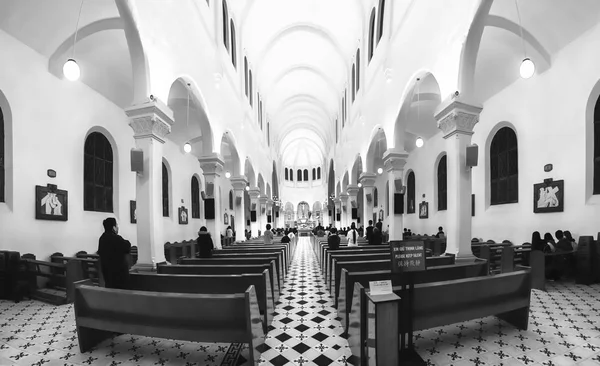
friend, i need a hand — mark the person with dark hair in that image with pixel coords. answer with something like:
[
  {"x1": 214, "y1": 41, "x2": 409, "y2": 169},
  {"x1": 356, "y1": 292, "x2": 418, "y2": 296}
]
[
  {"x1": 281, "y1": 231, "x2": 291, "y2": 244},
  {"x1": 436, "y1": 226, "x2": 445, "y2": 239},
  {"x1": 348, "y1": 222, "x2": 359, "y2": 246},
  {"x1": 564, "y1": 231, "x2": 577, "y2": 251},
  {"x1": 555, "y1": 230, "x2": 573, "y2": 252},
  {"x1": 225, "y1": 226, "x2": 233, "y2": 238},
  {"x1": 543, "y1": 232, "x2": 556, "y2": 253},
  {"x1": 365, "y1": 220, "x2": 374, "y2": 241},
  {"x1": 531, "y1": 231, "x2": 545, "y2": 251},
  {"x1": 328, "y1": 227, "x2": 341, "y2": 250},
  {"x1": 264, "y1": 224, "x2": 274, "y2": 244},
  {"x1": 97, "y1": 218, "x2": 131, "y2": 289},
  {"x1": 370, "y1": 221, "x2": 383, "y2": 245},
  {"x1": 197, "y1": 226, "x2": 214, "y2": 258}
]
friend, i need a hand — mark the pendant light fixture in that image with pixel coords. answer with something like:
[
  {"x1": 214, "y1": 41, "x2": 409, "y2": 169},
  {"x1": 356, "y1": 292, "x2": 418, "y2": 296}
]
[
  {"x1": 515, "y1": 0, "x2": 535, "y2": 79},
  {"x1": 63, "y1": 0, "x2": 85, "y2": 81},
  {"x1": 415, "y1": 78, "x2": 424, "y2": 148},
  {"x1": 183, "y1": 83, "x2": 192, "y2": 153}
]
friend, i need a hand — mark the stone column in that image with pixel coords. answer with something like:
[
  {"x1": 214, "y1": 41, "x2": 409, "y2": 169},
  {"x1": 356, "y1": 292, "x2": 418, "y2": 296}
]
[
  {"x1": 248, "y1": 188, "x2": 261, "y2": 237},
  {"x1": 198, "y1": 154, "x2": 225, "y2": 249},
  {"x1": 125, "y1": 98, "x2": 173, "y2": 270},
  {"x1": 434, "y1": 95, "x2": 483, "y2": 260},
  {"x1": 347, "y1": 185, "x2": 360, "y2": 227},
  {"x1": 333, "y1": 198, "x2": 341, "y2": 228},
  {"x1": 360, "y1": 172, "x2": 377, "y2": 227},
  {"x1": 339, "y1": 192, "x2": 350, "y2": 228},
  {"x1": 230, "y1": 176, "x2": 248, "y2": 242},
  {"x1": 383, "y1": 149, "x2": 409, "y2": 241}
]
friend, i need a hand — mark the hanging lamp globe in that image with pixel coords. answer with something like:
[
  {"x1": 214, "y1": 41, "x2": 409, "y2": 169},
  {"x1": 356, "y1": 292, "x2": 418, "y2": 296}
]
[
  {"x1": 520, "y1": 58, "x2": 535, "y2": 79},
  {"x1": 63, "y1": 58, "x2": 80, "y2": 81},
  {"x1": 225, "y1": 171, "x2": 231, "y2": 178},
  {"x1": 416, "y1": 137, "x2": 424, "y2": 148},
  {"x1": 377, "y1": 167, "x2": 383, "y2": 175},
  {"x1": 183, "y1": 142, "x2": 192, "y2": 153}
]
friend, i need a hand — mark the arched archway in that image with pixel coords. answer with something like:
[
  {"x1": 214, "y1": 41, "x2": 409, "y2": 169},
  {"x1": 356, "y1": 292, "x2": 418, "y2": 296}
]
[
  {"x1": 351, "y1": 154, "x2": 363, "y2": 185},
  {"x1": 365, "y1": 127, "x2": 388, "y2": 174},
  {"x1": 220, "y1": 131, "x2": 241, "y2": 176},
  {"x1": 244, "y1": 158, "x2": 256, "y2": 187}
]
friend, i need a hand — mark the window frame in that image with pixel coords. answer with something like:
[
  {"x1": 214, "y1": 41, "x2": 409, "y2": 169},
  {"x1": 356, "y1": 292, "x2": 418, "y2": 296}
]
[
  {"x1": 191, "y1": 176, "x2": 201, "y2": 219},
  {"x1": 83, "y1": 132, "x2": 114, "y2": 213},
  {"x1": 437, "y1": 155, "x2": 447, "y2": 211},
  {"x1": 162, "y1": 162, "x2": 169, "y2": 217},
  {"x1": 490, "y1": 127, "x2": 519, "y2": 205},
  {"x1": 407, "y1": 171, "x2": 415, "y2": 214}
]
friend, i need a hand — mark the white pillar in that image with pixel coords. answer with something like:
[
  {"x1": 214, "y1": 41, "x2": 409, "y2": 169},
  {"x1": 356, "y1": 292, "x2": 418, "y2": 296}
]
[
  {"x1": 360, "y1": 172, "x2": 377, "y2": 227},
  {"x1": 198, "y1": 154, "x2": 225, "y2": 249},
  {"x1": 248, "y1": 188, "x2": 261, "y2": 237},
  {"x1": 434, "y1": 95, "x2": 483, "y2": 260},
  {"x1": 347, "y1": 185, "x2": 359, "y2": 227},
  {"x1": 125, "y1": 99, "x2": 173, "y2": 269},
  {"x1": 383, "y1": 149, "x2": 409, "y2": 241},
  {"x1": 230, "y1": 176, "x2": 248, "y2": 242},
  {"x1": 259, "y1": 196, "x2": 268, "y2": 233},
  {"x1": 340, "y1": 193, "x2": 350, "y2": 228}
]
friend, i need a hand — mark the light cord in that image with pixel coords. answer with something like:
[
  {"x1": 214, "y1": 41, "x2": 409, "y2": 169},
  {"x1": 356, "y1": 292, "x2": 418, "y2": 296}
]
[
  {"x1": 72, "y1": 0, "x2": 85, "y2": 58},
  {"x1": 514, "y1": 0, "x2": 527, "y2": 57}
]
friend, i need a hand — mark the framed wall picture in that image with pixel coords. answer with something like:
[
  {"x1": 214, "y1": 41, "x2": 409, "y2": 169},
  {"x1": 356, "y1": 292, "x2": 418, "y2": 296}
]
[
  {"x1": 224, "y1": 213, "x2": 229, "y2": 225},
  {"x1": 130, "y1": 200, "x2": 137, "y2": 224},
  {"x1": 178, "y1": 206, "x2": 189, "y2": 225},
  {"x1": 35, "y1": 185, "x2": 68, "y2": 221},
  {"x1": 419, "y1": 201, "x2": 429, "y2": 219},
  {"x1": 533, "y1": 180, "x2": 564, "y2": 213}
]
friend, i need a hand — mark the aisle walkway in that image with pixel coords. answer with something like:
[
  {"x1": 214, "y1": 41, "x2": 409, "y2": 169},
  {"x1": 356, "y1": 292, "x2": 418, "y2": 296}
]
[{"x1": 251, "y1": 236, "x2": 353, "y2": 365}]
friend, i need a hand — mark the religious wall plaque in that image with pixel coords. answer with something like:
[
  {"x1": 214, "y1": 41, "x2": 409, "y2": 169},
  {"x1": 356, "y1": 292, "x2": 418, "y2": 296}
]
[
  {"x1": 390, "y1": 240, "x2": 426, "y2": 273},
  {"x1": 533, "y1": 180, "x2": 564, "y2": 213},
  {"x1": 35, "y1": 185, "x2": 68, "y2": 221},
  {"x1": 178, "y1": 206, "x2": 189, "y2": 225},
  {"x1": 130, "y1": 200, "x2": 136, "y2": 224}
]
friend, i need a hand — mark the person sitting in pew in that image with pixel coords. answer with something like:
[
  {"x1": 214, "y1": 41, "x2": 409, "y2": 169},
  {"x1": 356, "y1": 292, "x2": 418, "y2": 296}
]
[
  {"x1": 365, "y1": 220, "x2": 374, "y2": 241},
  {"x1": 436, "y1": 226, "x2": 445, "y2": 239},
  {"x1": 328, "y1": 228, "x2": 341, "y2": 250},
  {"x1": 97, "y1": 218, "x2": 131, "y2": 289},
  {"x1": 564, "y1": 231, "x2": 577, "y2": 251},
  {"x1": 531, "y1": 231, "x2": 546, "y2": 251},
  {"x1": 281, "y1": 232, "x2": 291, "y2": 244},
  {"x1": 347, "y1": 223, "x2": 359, "y2": 247},
  {"x1": 555, "y1": 230, "x2": 573, "y2": 252},
  {"x1": 197, "y1": 226, "x2": 214, "y2": 258},
  {"x1": 226, "y1": 226, "x2": 234, "y2": 238},
  {"x1": 543, "y1": 232, "x2": 556, "y2": 253},
  {"x1": 370, "y1": 222, "x2": 383, "y2": 245},
  {"x1": 264, "y1": 224, "x2": 274, "y2": 244}
]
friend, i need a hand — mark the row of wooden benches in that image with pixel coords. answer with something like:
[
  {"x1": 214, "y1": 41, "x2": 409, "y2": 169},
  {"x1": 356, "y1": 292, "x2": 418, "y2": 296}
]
[{"x1": 74, "y1": 238, "x2": 294, "y2": 366}]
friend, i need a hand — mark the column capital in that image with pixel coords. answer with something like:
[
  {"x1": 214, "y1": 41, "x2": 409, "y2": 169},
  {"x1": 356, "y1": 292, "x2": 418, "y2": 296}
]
[
  {"x1": 259, "y1": 196, "x2": 268, "y2": 204},
  {"x1": 333, "y1": 198, "x2": 341, "y2": 204},
  {"x1": 126, "y1": 98, "x2": 174, "y2": 143},
  {"x1": 382, "y1": 149, "x2": 409, "y2": 173},
  {"x1": 198, "y1": 153, "x2": 225, "y2": 177},
  {"x1": 339, "y1": 192, "x2": 349, "y2": 200},
  {"x1": 346, "y1": 185, "x2": 360, "y2": 197},
  {"x1": 248, "y1": 188, "x2": 261, "y2": 200},
  {"x1": 359, "y1": 172, "x2": 377, "y2": 188},
  {"x1": 434, "y1": 94, "x2": 483, "y2": 138},
  {"x1": 230, "y1": 176, "x2": 249, "y2": 191}
]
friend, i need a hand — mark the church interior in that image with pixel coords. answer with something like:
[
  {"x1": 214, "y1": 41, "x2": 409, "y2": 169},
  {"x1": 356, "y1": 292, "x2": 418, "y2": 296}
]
[{"x1": 1, "y1": 0, "x2": 600, "y2": 365}]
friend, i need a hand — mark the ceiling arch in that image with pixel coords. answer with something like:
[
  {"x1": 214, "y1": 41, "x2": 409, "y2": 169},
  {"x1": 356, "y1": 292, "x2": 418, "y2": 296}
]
[{"x1": 264, "y1": 64, "x2": 340, "y2": 96}]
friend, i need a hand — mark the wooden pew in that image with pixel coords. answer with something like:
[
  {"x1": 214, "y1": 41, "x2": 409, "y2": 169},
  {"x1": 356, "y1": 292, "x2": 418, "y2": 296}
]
[
  {"x1": 325, "y1": 247, "x2": 390, "y2": 280},
  {"x1": 217, "y1": 246, "x2": 289, "y2": 271},
  {"x1": 337, "y1": 260, "x2": 489, "y2": 332},
  {"x1": 211, "y1": 252, "x2": 287, "y2": 277},
  {"x1": 51, "y1": 255, "x2": 103, "y2": 286},
  {"x1": 332, "y1": 255, "x2": 456, "y2": 307},
  {"x1": 227, "y1": 243, "x2": 293, "y2": 265},
  {"x1": 129, "y1": 272, "x2": 273, "y2": 333},
  {"x1": 73, "y1": 280, "x2": 265, "y2": 365},
  {"x1": 157, "y1": 264, "x2": 279, "y2": 303},
  {"x1": 179, "y1": 257, "x2": 282, "y2": 291},
  {"x1": 348, "y1": 269, "x2": 532, "y2": 364},
  {"x1": 23, "y1": 258, "x2": 85, "y2": 304}
]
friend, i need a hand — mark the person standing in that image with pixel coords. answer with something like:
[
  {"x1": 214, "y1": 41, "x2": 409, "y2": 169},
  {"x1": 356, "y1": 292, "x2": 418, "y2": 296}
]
[
  {"x1": 365, "y1": 220, "x2": 374, "y2": 242},
  {"x1": 197, "y1": 226, "x2": 214, "y2": 258},
  {"x1": 264, "y1": 224, "x2": 274, "y2": 244},
  {"x1": 97, "y1": 218, "x2": 131, "y2": 289},
  {"x1": 328, "y1": 228, "x2": 341, "y2": 250},
  {"x1": 226, "y1": 226, "x2": 234, "y2": 238},
  {"x1": 347, "y1": 223, "x2": 359, "y2": 246}
]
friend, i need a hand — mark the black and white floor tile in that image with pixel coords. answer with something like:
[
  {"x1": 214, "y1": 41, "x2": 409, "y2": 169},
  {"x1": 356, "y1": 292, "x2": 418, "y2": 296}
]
[{"x1": 2, "y1": 238, "x2": 600, "y2": 365}]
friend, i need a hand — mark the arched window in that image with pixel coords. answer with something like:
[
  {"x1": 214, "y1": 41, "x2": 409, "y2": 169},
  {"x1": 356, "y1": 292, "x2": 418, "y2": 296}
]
[
  {"x1": 244, "y1": 57, "x2": 248, "y2": 97},
  {"x1": 407, "y1": 171, "x2": 415, "y2": 214},
  {"x1": 356, "y1": 49, "x2": 361, "y2": 92},
  {"x1": 162, "y1": 162, "x2": 169, "y2": 217},
  {"x1": 0, "y1": 106, "x2": 4, "y2": 203},
  {"x1": 249, "y1": 70, "x2": 253, "y2": 107},
  {"x1": 374, "y1": 187, "x2": 378, "y2": 207},
  {"x1": 312, "y1": 168, "x2": 316, "y2": 180},
  {"x1": 437, "y1": 155, "x2": 447, "y2": 211},
  {"x1": 229, "y1": 190, "x2": 234, "y2": 210},
  {"x1": 84, "y1": 132, "x2": 113, "y2": 212},
  {"x1": 594, "y1": 96, "x2": 600, "y2": 194},
  {"x1": 490, "y1": 127, "x2": 519, "y2": 205},
  {"x1": 230, "y1": 20, "x2": 236, "y2": 68},
  {"x1": 336, "y1": 119, "x2": 339, "y2": 143},
  {"x1": 222, "y1": 0, "x2": 229, "y2": 51},
  {"x1": 377, "y1": 0, "x2": 385, "y2": 44},
  {"x1": 351, "y1": 64, "x2": 356, "y2": 102},
  {"x1": 368, "y1": 9, "x2": 376, "y2": 62},
  {"x1": 317, "y1": 167, "x2": 321, "y2": 179},
  {"x1": 290, "y1": 170, "x2": 293, "y2": 182},
  {"x1": 385, "y1": 181, "x2": 389, "y2": 216},
  {"x1": 303, "y1": 169, "x2": 309, "y2": 181},
  {"x1": 191, "y1": 176, "x2": 200, "y2": 219},
  {"x1": 297, "y1": 169, "x2": 302, "y2": 181},
  {"x1": 285, "y1": 168, "x2": 288, "y2": 181}
]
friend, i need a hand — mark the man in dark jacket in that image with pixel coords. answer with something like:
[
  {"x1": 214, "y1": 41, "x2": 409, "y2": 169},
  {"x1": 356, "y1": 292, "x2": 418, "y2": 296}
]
[
  {"x1": 98, "y1": 218, "x2": 131, "y2": 289},
  {"x1": 328, "y1": 228, "x2": 341, "y2": 250},
  {"x1": 197, "y1": 226, "x2": 215, "y2": 258},
  {"x1": 365, "y1": 220, "x2": 374, "y2": 242}
]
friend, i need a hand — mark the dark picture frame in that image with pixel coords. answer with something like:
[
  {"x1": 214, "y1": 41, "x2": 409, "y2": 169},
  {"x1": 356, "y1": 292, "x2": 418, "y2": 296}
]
[
  {"x1": 419, "y1": 201, "x2": 428, "y2": 219},
  {"x1": 533, "y1": 180, "x2": 564, "y2": 213},
  {"x1": 178, "y1": 206, "x2": 189, "y2": 225},
  {"x1": 224, "y1": 213, "x2": 229, "y2": 225},
  {"x1": 35, "y1": 185, "x2": 68, "y2": 221},
  {"x1": 130, "y1": 200, "x2": 137, "y2": 224}
]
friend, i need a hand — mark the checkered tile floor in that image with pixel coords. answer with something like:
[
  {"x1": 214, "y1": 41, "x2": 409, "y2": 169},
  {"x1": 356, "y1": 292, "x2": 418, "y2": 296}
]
[{"x1": 2, "y1": 238, "x2": 600, "y2": 365}]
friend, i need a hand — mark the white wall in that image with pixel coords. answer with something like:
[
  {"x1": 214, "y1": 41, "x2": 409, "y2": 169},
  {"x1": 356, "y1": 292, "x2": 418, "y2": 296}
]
[{"x1": 0, "y1": 29, "x2": 234, "y2": 259}]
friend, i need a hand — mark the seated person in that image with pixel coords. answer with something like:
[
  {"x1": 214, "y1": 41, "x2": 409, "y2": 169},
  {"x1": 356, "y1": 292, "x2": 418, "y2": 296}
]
[
  {"x1": 197, "y1": 226, "x2": 214, "y2": 258},
  {"x1": 264, "y1": 224, "x2": 274, "y2": 244},
  {"x1": 436, "y1": 226, "x2": 445, "y2": 239},
  {"x1": 98, "y1": 218, "x2": 131, "y2": 289},
  {"x1": 564, "y1": 231, "x2": 577, "y2": 251},
  {"x1": 281, "y1": 229, "x2": 291, "y2": 244},
  {"x1": 555, "y1": 230, "x2": 573, "y2": 252},
  {"x1": 370, "y1": 222, "x2": 383, "y2": 245},
  {"x1": 328, "y1": 228, "x2": 341, "y2": 250},
  {"x1": 543, "y1": 232, "x2": 556, "y2": 253},
  {"x1": 531, "y1": 231, "x2": 546, "y2": 251}
]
